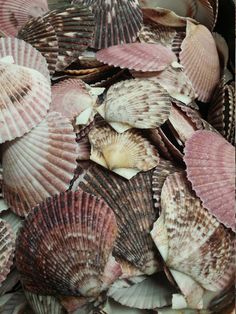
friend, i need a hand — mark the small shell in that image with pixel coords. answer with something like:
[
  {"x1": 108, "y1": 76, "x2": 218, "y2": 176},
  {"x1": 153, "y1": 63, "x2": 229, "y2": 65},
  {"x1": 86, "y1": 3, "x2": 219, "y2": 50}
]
[
  {"x1": 151, "y1": 172, "x2": 235, "y2": 307},
  {"x1": 0, "y1": 209, "x2": 23, "y2": 236},
  {"x1": 0, "y1": 37, "x2": 50, "y2": 80},
  {"x1": 179, "y1": 20, "x2": 220, "y2": 102},
  {"x1": 97, "y1": 79, "x2": 172, "y2": 133},
  {"x1": 15, "y1": 190, "x2": 118, "y2": 296},
  {"x1": 0, "y1": 291, "x2": 27, "y2": 313},
  {"x1": 24, "y1": 292, "x2": 65, "y2": 314},
  {"x1": 194, "y1": 0, "x2": 215, "y2": 30},
  {"x1": 88, "y1": 126, "x2": 160, "y2": 179},
  {"x1": 76, "y1": 163, "x2": 161, "y2": 275},
  {"x1": 2, "y1": 112, "x2": 77, "y2": 217},
  {"x1": 183, "y1": 130, "x2": 235, "y2": 231},
  {"x1": 72, "y1": 0, "x2": 143, "y2": 49},
  {"x1": 0, "y1": 219, "x2": 15, "y2": 286},
  {"x1": 0, "y1": 0, "x2": 48, "y2": 36},
  {"x1": 0, "y1": 61, "x2": 51, "y2": 144},
  {"x1": 96, "y1": 43, "x2": 177, "y2": 72}
]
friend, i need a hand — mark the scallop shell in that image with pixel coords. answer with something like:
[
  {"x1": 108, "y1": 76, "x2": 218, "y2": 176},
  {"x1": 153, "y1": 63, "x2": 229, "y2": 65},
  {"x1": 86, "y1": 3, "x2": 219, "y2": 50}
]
[
  {"x1": 0, "y1": 219, "x2": 15, "y2": 286},
  {"x1": 151, "y1": 172, "x2": 235, "y2": 307},
  {"x1": 96, "y1": 43, "x2": 177, "y2": 72},
  {"x1": 97, "y1": 79, "x2": 172, "y2": 133},
  {"x1": 0, "y1": 269, "x2": 20, "y2": 296},
  {"x1": 72, "y1": 0, "x2": 143, "y2": 49},
  {"x1": 194, "y1": 0, "x2": 215, "y2": 30},
  {"x1": 0, "y1": 291, "x2": 27, "y2": 313},
  {"x1": 2, "y1": 112, "x2": 77, "y2": 217},
  {"x1": 213, "y1": 33, "x2": 229, "y2": 75},
  {"x1": 88, "y1": 126, "x2": 160, "y2": 179},
  {"x1": 15, "y1": 190, "x2": 118, "y2": 296},
  {"x1": 183, "y1": 130, "x2": 235, "y2": 231},
  {"x1": 0, "y1": 60, "x2": 51, "y2": 144},
  {"x1": 179, "y1": 20, "x2": 220, "y2": 102},
  {"x1": 24, "y1": 292, "x2": 65, "y2": 314},
  {"x1": 0, "y1": 37, "x2": 50, "y2": 80},
  {"x1": 47, "y1": 0, "x2": 71, "y2": 10},
  {"x1": 76, "y1": 163, "x2": 161, "y2": 275},
  {"x1": 0, "y1": 209, "x2": 23, "y2": 237},
  {"x1": 0, "y1": 0, "x2": 48, "y2": 36},
  {"x1": 102, "y1": 298, "x2": 151, "y2": 314}
]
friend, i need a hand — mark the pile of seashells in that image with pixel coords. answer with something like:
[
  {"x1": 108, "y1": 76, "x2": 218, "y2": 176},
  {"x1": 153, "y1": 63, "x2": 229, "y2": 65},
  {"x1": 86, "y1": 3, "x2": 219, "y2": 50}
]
[{"x1": 0, "y1": 0, "x2": 235, "y2": 313}]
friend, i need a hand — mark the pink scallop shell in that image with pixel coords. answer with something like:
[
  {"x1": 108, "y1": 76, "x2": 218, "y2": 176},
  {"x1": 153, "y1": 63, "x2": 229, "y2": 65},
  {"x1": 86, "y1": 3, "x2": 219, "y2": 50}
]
[{"x1": 184, "y1": 130, "x2": 235, "y2": 231}]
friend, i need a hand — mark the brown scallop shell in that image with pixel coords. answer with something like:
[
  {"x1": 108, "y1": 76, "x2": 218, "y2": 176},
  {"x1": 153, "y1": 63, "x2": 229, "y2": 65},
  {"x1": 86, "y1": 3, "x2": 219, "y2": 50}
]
[
  {"x1": 15, "y1": 190, "x2": 118, "y2": 296},
  {"x1": 2, "y1": 112, "x2": 77, "y2": 217}
]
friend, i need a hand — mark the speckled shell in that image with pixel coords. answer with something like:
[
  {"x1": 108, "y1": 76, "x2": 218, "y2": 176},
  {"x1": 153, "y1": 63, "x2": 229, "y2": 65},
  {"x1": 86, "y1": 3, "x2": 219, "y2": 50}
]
[
  {"x1": 0, "y1": 219, "x2": 15, "y2": 286},
  {"x1": 24, "y1": 292, "x2": 65, "y2": 314},
  {"x1": 0, "y1": 0, "x2": 48, "y2": 36},
  {"x1": 2, "y1": 112, "x2": 77, "y2": 217},
  {"x1": 76, "y1": 163, "x2": 162, "y2": 275},
  {"x1": 72, "y1": 0, "x2": 143, "y2": 49},
  {"x1": 0, "y1": 61, "x2": 51, "y2": 144},
  {"x1": 97, "y1": 79, "x2": 171, "y2": 133},
  {"x1": 183, "y1": 130, "x2": 235, "y2": 231},
  {"x1": 88, "y1": 126, "x2": 160, "y2": 179},
  {"x1": 15, "y1": 190, "x2": 118, "y2": 296}
]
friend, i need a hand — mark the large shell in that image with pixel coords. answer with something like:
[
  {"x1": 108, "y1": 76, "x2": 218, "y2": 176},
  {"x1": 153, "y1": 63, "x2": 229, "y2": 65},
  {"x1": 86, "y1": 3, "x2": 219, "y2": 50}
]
[
  {"x1": 0, "y1": 60, "x2": 51, "y2": 144},
  {"x1": 151, "y1": 172, "x2": 235, "y2": 308},
  {"x1": 15, "y1": 190, "x2": 118, "y2": 296},
  {"x1": 2, "y1": 112, "x2": 77, "y2": 217},
  {"x1": 97, "y1": 79, "x2": 172, "y2": 133},
  {"x1": 183, "y1": 130, "x2": 235, "y2": 231},
  {"x1": 72, "y1": 0, "x2": 143, "y2": 49},
  {"x1": 0, "y1": 0, "x2": 48, "y2": 36},
  {"x1": 179, "y1": 20, "x2": 220, "y2": 102},
  {"x1": 96, "y1": 43, "x2": 177, "y2": 72},
  {"x1": 24, "y1": 292, "x2": 65, "y2": 314},
  {"x1": 88, "y1": 126, "x2": 160, "y2": 179},
  {"x1": 0, "y1": 219, "x2": 15, "y2": 286},
  {"x1": 76, "y1": 163, "x2": 161, "y2": 275},
  {"x1": 0, "y1": 37, "x2": 50, "y2": 80}
]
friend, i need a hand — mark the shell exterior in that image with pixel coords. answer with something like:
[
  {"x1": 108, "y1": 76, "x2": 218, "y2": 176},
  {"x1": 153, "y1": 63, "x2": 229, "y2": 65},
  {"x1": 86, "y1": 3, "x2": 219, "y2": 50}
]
[
  {"x1": 96, "y1": 43, "x2": 177, "y2": 72},
  {"x1": 0, "y1": 37, "x2": 50, "y2": 80},
  {"x1": 0, "y1": 219, "x2": 15, "y2": 286},
  {"x1": 15, "y1": 190, "x2": 118, "y2": 296},
  {"x1": 0, "y1": 60, "x2": 51, "y2": 144},
  {"x1": 72, "y1": 0, "x2": 143, "y2": 49},
  {"x1": 97, "y1": 78, "x2": 172, "y2": 133},
  {"x1": 183, "y1": 130, "x2": 235, "y2": 231},
  {"x1": 151, "y1": 172, "x2": 235, "y2": 307},
  {"x1": 25, "y1": 292, "x2": 65, "y2": 314},
  {"x1": 102, "y1": 298, "x2": 151, "y2": 314},
  {"x1": 88, "y1": 126, "x2": 160, "y2": 179},
  {"x1": 76, "y1": 163, "x2": 161, "y2": 275},
  {"x1": 0, "y1": 269, "x2": 20, "y2": 296},
  {"x1": 0, "y1": 291, "x2": 27, "y2": 313},
  {"x1": 194, "y1": 0, "x2": 215, "y2": 30},
  {"x1": 0, "y1": 209, "x2": 23, "y2": 237},
  {"x1": 179, "y1": 20, "x2": 220, "y2": 102},
  {"x1": 2, "y1": 112, "x2": 77, "y2": 217},
  {"x1": 0, "y1": 0, "x2": 48, "y2": 36}
]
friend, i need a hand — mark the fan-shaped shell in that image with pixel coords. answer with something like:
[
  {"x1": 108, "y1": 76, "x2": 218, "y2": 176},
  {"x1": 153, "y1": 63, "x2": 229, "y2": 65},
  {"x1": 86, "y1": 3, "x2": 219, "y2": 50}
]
[
  {"x1": 88, "y1": 126, "x2": 160, "y2": 179},
  {"x1": 0, "y1": 219, "x2": 15, "y2": 286},
  {"x1": 2, "y1": 112, "x2": 77, "y2": 217},
  {"x1": 0, "y1": 210, "x2": 23, "y2": 237},
  {"x1": 0, "y1": 37, "x2": 50, "y2": 80},
  {"x1": 0, "y1": 61, "x2": 51, "y2": 144},
  {"x1": 24, "y1": 292, "x2": 65, "y2": 314},
  {"x1": 183, "y1": 130, "x2": 235, "y2": 231},
  {"x1": 179, "y1": 20, "x2": 220, "y2": 102},
  {"x1": 15, "y1": 190, "x2": 118, "y2": 296},
  {"x1": 0, "y1": 0, "x2": 48, "y2": 36},
  {"x1": 96, "y1": 43, "x2": 177, "y2": 72},
  {"x1": 72, "y1": 0, "x2": 143, "y2": 49},
  {"x1": 76, "y1": 163, "x2": 161, "y2": 275},
  {"x1": 97, "y1": 79, "x2": 171, "y2": 133}
]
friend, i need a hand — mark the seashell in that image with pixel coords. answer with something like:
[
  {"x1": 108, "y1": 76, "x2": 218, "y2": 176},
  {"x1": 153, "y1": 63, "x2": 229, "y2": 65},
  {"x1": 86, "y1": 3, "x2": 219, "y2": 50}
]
[
  {"x1": 0, "y1": 290, "x2": 27, "y2": 313},
  {"x1": 97, "y1": 78, "x2": 172, "y2": 133},
  {"x1": 2, "y1": 112, "x2": 77, "y2": 217},
  {"x1": 0, "y1": 0, "x2": 48, "y2": 36},
  {"x1": 15, "y1": 190, "x2": 118, "y2": 296},
  {"x1": 0, "y1": 60, "x2": 51, "y2": 144},
  {"x1": 0, "y1": 219, "x2": 15, "y2": 286},
  {"x1": 0, "y1": 209, "x2": 23, "y2": 237},
  {"x1": 47, "y1": 0, "x2": 71, "y2": 10},
  {"x1": 213, "y1": 33, "x2": 229, "y2": 76},
  {"x1": 76, "y1": 163, "x2": 162, "y2": 275},
  {"x1": 108, "y1": 272, "x2": 174, "y2": 309},
  {"x1": 183, "y1": 130, "x2": 235, "y2": 231},
  {"x1": 151, "y1": 172, "x2": 235, "y2": 308},
  {"x1": 88, "y1": 126, "x2": 160, "y2": 179},
  {"x1": 96, "y1": 43, "x2": 177, "y2": 72},
  {"x1": 24, "y1": 291, "x2": 65, "y2": 314},
  {"x1": 0, "y1": 37, "x2": 50, "y2": 80},
  {"x1": 179, "y1": 20, "x2": 220, "y2": 102},
  {"x1": 208, "y1": 0, "x2": 219, "y2": 30},
  {"x1": 194, "y1": 0, "x2": 215, "y2": 30},
  {"x1": 72, "y1": 0, "x2": 143, "y2": 49},
  {"x1": 102, "y1": 298, "x2": 151, "y2": 314}
]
